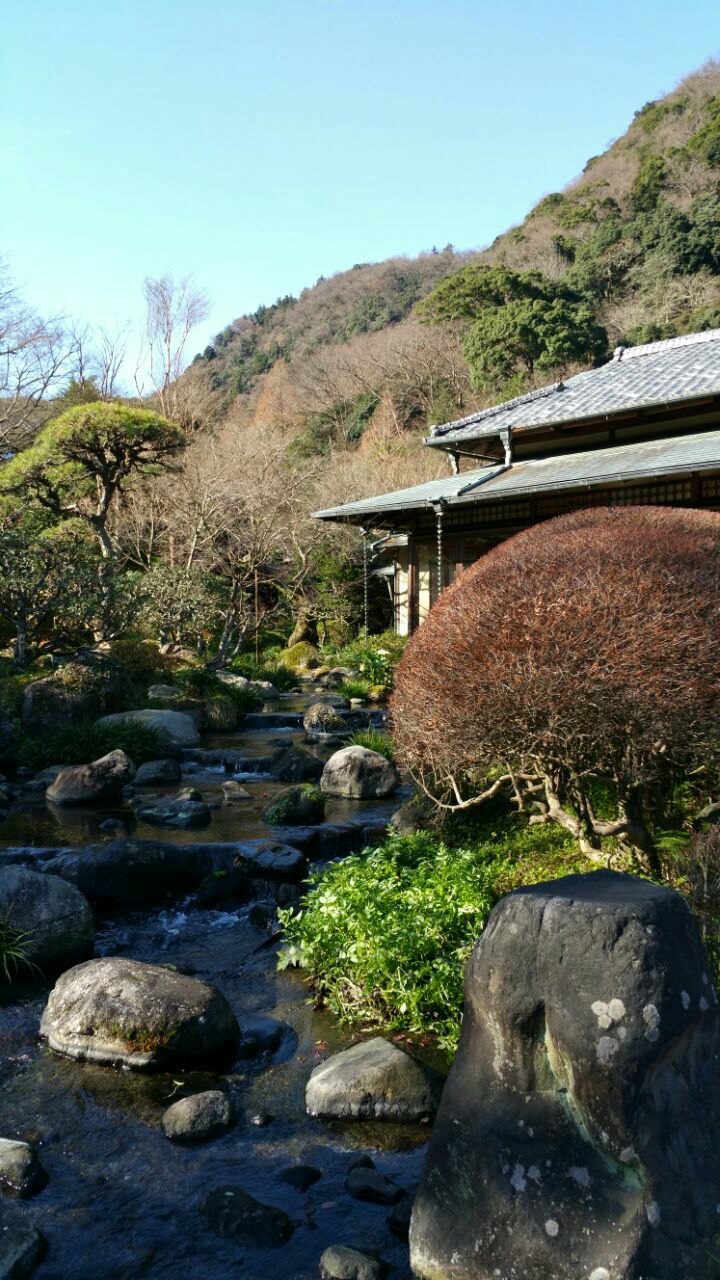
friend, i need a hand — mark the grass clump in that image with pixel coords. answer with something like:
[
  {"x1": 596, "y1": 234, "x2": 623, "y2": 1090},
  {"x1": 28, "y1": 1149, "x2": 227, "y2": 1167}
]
[
  {"x1": 21, "y1": 718, "x2": 165, "y2": 770},
  {"x1": 280, "y1": 816, "x2": 592, "y2": 1054},
  {"x1": 338, "y1": 678, "x2": 371, "y2": 701},
  {"x1": 0, "y1": 911, "x2": 36, "y2": 984},
  {"x1": 346, "y1": 728, "x2": 395, "y2": 760}
]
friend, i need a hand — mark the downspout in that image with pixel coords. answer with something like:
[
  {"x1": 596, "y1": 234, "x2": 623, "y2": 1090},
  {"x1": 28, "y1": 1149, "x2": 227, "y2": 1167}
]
[
  {"x1": 431, "y1": 500, "x2": 447, "y2": 600},
  {"x1": 360, "y1": 525, "x2": 369, "y2": 638}
]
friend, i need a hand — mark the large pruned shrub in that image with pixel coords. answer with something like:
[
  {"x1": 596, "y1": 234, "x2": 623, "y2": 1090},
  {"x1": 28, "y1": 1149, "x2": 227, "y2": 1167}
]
[{"x1": 391, "y1": 506, "x2": 720, "y2": 871}]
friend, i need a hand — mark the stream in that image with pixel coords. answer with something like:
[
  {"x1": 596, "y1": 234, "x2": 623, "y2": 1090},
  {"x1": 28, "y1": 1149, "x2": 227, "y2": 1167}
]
[{"x1": 0, "y1": 689, "x2": 441, "y2": 1279}]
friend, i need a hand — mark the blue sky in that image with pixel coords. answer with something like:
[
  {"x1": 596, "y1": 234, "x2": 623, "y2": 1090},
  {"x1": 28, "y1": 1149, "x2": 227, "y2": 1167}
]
[{"x1": 2, "y1": 0, "x2": 719, "y2": 359}]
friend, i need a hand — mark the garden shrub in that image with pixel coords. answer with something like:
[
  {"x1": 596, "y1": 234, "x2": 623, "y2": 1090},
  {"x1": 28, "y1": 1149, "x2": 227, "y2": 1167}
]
[
  {"x1": 223, "y1": 683, "x2": 263, "y2": 713},
  {"x1": 392, "y1": 507, "x2": 720, "y2": 873}
]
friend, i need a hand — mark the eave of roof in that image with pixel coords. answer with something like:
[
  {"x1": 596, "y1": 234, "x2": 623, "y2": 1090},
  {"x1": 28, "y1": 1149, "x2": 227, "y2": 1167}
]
[
  {"x1": 313, "y1": 427, "x2": 720, "y2": 524},
  {"x1": 424, "y1": 329, "x2": 720, "y2": 448}
]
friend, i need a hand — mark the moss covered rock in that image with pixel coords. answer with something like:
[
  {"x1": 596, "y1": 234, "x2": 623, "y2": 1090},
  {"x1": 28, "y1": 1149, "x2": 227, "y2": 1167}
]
[
  {"x1": 278, "y1": 641, "x2": 320, "y2": 672},
  {"x1": 262, "y1": 784, "x2": 325, "y2": 826},
  {"x1": 22, "y1": 661, "x2": 140, "y2": 735},
  {"x1": 303, "y1": 701, "x2": 345, "y2": 736}
]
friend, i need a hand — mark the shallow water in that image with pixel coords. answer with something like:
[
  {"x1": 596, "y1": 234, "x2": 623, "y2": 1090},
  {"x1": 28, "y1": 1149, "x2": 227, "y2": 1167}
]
[{"x1": 0, "y1": 696, "x2": 433, "y2": 1279}]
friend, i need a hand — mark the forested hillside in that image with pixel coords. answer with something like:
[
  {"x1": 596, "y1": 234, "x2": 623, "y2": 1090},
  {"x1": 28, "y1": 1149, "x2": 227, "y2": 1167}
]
[{"x1": 186, "y1": 61, "x2": 720, "y2": 470}]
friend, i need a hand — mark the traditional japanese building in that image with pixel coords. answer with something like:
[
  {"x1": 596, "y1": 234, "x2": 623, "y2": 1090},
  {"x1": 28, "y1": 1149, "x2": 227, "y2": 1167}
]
[{"x1": 314, "y1": 329, "x2": 720, "y2": 633}]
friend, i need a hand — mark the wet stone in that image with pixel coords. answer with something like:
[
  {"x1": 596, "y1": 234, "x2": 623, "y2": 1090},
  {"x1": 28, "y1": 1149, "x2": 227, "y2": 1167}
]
[
  {"x1": 0, "y1": 867, "x2": 93, "y2": 973},
  {"x1": 0, "y1": 1140, "x2": 48, "y2": 1198},
  {"x1": 133, "y1": 757, "x2": 182, "y2": 786},
  {"x1": 161, "y1": 1091, "x2": 235, "y2": 1144},
  {"x1": 134, "y1": 797, "x2": 212, "y2": 829},
  {"x1": 201, "y1": 1186, "x2": 294, "y2": 1246},
  {"x1": 236, "y1": 1016, "x2": 286, "y2": 1058},
  {"x1": 319, "y1": 1244, "x2": 386, "y2": 1279},
  {"x1": 40, "y1": 956, "x2": 239, "y2": 1070},
  {"x1": 345, "y1": 1167, "x2": 403, "y2": 1206},
  {"x1": 278, "y1": 1164, "x2": 322, "y2": 1192},
  {"x1": 0, "y1": 1199, "x2": 46, "y2": 1277},
  {"x1": 386, "y1": 1198, "x2": 412, "y2": 1241}
]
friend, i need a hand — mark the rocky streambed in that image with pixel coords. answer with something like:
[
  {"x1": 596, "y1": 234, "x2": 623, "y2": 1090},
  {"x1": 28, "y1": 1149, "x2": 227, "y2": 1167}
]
[{"x1": 0, "y1": 687, "x2": 440, "y2": 1280}]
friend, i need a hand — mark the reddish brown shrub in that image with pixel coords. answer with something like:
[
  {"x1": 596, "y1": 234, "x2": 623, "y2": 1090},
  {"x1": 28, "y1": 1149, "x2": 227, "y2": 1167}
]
[{"x1": 391, "y1": 506, "x2": 720, "y2": 868}]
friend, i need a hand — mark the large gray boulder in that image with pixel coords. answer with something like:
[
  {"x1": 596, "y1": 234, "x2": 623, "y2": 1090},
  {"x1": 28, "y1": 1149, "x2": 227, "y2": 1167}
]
[
  {"x1": 46, "y1": 749, "x2": 135, "y2": 805},
  {"x1": 0, "y1": 1200, "x2": 46, "y2": 1276},
  {"x1": 409, "y1": 870, "x2": 720, "y2": 1280},
  {"x1": 0, "y1": 867, "x2": 93, "y2": 972},
  {"x1": 40, "y1": 957, "x2": 239, "y2": 1069},
  {"x1": 306, "y1": 1037, "x2": 437, "y2": 1121},
  {"x1": 98, "y1": 709, "x2": 200, "y2": 747},
  {"x1": 320, "y1": 747, "x2": 398, "y2": 799}
]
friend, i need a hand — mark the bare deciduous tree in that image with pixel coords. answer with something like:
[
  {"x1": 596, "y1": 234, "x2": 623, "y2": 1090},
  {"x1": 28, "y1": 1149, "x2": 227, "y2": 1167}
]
[
  {"x1": 0, "y1": 263, "x2": 74, "y2": 445},
  {"x1": 137, "y1": 273, "x2": 209, "y2": 423}
]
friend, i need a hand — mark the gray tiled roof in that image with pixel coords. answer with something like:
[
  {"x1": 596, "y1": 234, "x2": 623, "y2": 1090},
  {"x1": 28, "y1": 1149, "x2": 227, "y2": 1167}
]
[
  {"x1": 313, "y1": 428, "x2": 720, "y2": 522},
  {"x1": 427, "y1": 329, "x2": 720, "y2": 446}
]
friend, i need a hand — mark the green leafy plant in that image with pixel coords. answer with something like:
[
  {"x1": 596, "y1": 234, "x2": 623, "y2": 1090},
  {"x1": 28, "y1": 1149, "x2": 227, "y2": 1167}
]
[
  {"x1": 279, "y1": 815, "x2": 597, "y2": 1053},
  {"x1": 346, "y1": 728, "x2": 395, "y2": 761}
]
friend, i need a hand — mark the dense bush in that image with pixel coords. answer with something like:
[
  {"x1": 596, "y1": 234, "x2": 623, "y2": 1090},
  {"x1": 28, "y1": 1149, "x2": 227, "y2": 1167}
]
[
  {"x1": 392, "y1": 507, "x2": 720, "y2": 872},
  {"x1": 21, "y1": 717, "x2": 165, "y2": 770},
  {"x1": 280, "y1": 824, "x2": 589, "y2": 1052}
]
